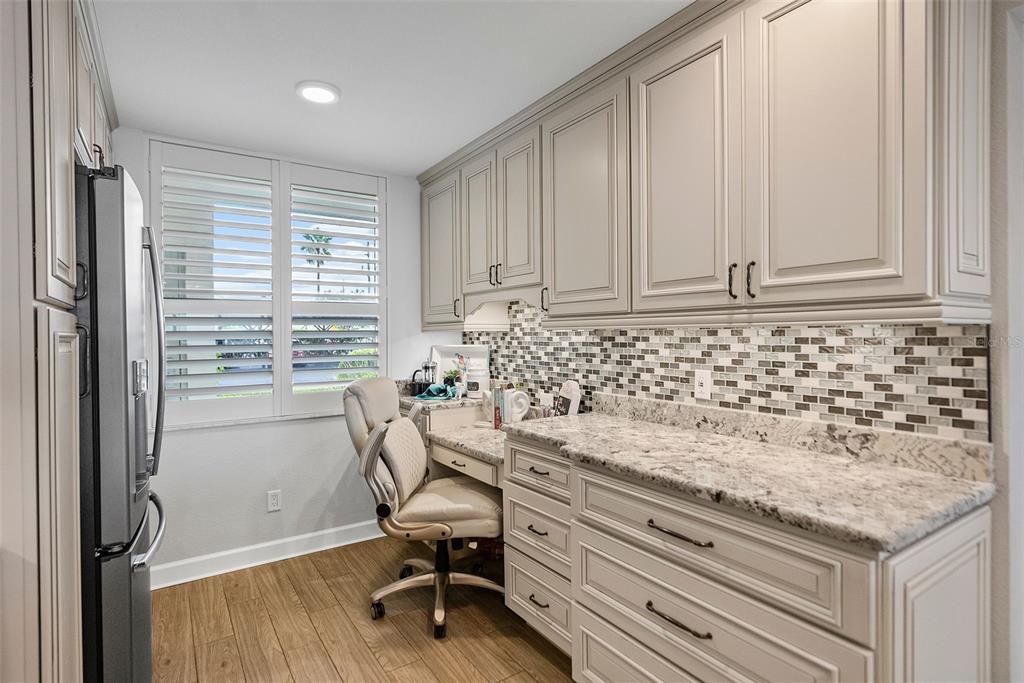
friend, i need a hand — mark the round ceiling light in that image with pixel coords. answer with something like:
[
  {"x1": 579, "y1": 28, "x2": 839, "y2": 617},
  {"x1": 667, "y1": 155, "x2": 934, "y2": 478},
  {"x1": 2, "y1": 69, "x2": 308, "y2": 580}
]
[{"x1": 296, "y1": 81, "x2": 340, "y2": 104}]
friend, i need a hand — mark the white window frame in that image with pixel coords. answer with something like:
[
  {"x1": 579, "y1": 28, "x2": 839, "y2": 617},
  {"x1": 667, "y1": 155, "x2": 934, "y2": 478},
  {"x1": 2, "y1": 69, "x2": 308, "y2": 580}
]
[{"x1": 148, "y1": 138, "x2": 388, "y2": 428}]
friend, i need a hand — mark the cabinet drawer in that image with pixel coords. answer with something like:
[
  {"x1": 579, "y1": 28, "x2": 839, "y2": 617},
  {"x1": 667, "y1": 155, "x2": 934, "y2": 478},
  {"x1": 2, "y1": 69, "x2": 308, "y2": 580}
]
[
  {"x1": 574, "y1": 468, "x2": 875, "y2": 646},
  {"x1": 574, "y1": 523, "x2": 874, "y2": 683},
  {"x1": 505, "y1": 441, "x2": 570, "y2": 499},
  {"x1": 504, "y1": 545, "x2": 571, "y2": 654},
  {"x1": 574, "y1": 605, "x2": 710, "y2": 683},
  {"x1": 431, "y1": 444, "x2": 498, "y2": 487},
  {"x1": 503, "y1": 480, "x2": 570, "y2": 578}
]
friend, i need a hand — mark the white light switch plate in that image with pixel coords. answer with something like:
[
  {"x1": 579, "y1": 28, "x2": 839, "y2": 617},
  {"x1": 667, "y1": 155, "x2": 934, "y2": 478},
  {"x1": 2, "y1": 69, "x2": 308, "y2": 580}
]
[{"x1": 694, "y1": 369, "x2": 713, "y2": 400}]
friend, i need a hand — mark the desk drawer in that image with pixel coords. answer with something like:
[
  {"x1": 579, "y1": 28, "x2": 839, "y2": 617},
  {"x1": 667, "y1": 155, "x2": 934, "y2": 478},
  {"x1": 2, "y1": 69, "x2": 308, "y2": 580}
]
[
  {"x1": 431, "y1": 444, "x2": 498, "y2": 486},
  {"x1": 506, "y1": 441, "x2": 570, "y2": 499},
  {"x1": 504, "y1": 545, "x2": 571, "y2": 654},
  {"x1": 574, "y1": 523, "x2": 873, "y2": 683},
  {"x1": 573, "y1": 468, "x2": 875, "y2": 645},
  {"x1": 574, "y1": 605, "x2": 709, "y2": 683},
  {"x1": 503, "y1": 480, "x2": 571, "y2": 578}
]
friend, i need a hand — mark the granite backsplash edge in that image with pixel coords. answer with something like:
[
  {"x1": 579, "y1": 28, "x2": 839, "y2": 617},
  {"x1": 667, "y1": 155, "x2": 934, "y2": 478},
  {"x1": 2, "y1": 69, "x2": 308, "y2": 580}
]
[{"x1": 591, "y1": 391, "x2": 994, "y2": 482}]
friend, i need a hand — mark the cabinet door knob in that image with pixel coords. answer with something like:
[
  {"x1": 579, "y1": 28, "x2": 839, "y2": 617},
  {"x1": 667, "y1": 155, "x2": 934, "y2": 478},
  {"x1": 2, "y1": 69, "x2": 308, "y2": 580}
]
[
  {"x1": 746, "y1": 261, "x2": 757, "y2": 299},
  {"x1": 453, "y1": 298, "x2": 460, "y2": 318},
  {"x1": 495, "y1": 263, "x2": 502, "y2": 285},
  {"x1": 488, "y1": 265, "x2": 495, "y2": 286},
  {"x1": 540, "y1": 286, "x2": 549, "y2": 312},
  {"x1": 727, "y1": 263, "x2": 738, "y2": 300}
]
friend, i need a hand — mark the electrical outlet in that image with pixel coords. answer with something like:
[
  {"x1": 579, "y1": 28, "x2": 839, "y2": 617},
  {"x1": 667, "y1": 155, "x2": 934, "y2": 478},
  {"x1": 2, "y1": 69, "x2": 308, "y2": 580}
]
[
  {"x1": 267, "y1": 489, "x2": 282, "y2": 512},
  {"x1": 694, "y1": 369, "x2": 713, "y2": 400}
]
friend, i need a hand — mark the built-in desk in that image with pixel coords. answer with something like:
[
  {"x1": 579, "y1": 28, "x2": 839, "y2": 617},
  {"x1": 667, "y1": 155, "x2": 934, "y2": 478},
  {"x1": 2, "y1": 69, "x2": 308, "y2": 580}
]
[{"x1": 427, "y1": 424, "x2": 506, "y2": 488}]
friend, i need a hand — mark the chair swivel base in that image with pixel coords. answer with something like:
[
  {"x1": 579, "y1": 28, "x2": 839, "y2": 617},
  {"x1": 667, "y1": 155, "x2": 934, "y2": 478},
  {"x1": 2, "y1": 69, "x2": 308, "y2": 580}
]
[{"x1": 368, "y1": 540, "x2": 504, "y2": 638}]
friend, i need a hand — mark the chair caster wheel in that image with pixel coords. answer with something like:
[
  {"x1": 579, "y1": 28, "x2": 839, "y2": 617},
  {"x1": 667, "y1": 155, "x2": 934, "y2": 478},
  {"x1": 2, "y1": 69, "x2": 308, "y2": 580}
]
[
  {"x1": 370, "y1": 602, "x2": 385, "y2": 620},
  {"x1": 399, "y1": 565, "x2": 415, "y2": 579},
  {"x1": 433, "y1": 623, "x2": 446, "y2": 639}
]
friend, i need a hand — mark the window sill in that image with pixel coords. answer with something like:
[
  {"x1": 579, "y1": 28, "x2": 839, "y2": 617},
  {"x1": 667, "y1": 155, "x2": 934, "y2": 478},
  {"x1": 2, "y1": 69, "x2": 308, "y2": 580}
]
[{"x1": 161, "y1": 410, "x2": 345, "y2": 433}]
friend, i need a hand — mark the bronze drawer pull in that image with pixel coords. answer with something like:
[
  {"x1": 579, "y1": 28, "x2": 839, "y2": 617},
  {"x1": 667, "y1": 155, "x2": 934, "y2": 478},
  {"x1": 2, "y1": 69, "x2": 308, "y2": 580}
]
[
  {"x1": 528, "y1": 593, "x2": 550, "y2": 609},
  {"x1": 450, "y1": 460, "x2": 467, "y2": 468},
  {"x1": 647, "y1": 519, "x2": 714, "y2": 548},
  {"x1": 645, "y1": 600, "x2": 712, "y2": 640},
  {"x1": 527, "y1": 524, "x2": 548, "y2": 537},
  {"x1": 527, "y1": 465, "x2": 550, "y2": 476}
]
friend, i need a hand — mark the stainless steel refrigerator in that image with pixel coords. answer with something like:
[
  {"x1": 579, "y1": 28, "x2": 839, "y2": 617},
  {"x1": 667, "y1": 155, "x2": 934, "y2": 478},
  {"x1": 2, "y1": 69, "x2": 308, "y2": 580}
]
[{"x1": 76, "y1": 163, "x2": 166, "y2": 682}]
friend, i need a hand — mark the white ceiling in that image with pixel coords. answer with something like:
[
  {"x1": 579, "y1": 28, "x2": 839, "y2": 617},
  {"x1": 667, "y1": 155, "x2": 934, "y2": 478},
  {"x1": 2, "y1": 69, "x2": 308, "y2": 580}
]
[{"x1": 93, "y1": 0, "x2": 689, "y2": 177}]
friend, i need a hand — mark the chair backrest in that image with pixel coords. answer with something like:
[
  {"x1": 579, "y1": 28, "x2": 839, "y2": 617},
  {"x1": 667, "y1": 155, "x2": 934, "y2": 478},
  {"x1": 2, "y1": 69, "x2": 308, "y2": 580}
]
[{"x1": 343, "y1": 378, "x2": 428, "y2": 505}]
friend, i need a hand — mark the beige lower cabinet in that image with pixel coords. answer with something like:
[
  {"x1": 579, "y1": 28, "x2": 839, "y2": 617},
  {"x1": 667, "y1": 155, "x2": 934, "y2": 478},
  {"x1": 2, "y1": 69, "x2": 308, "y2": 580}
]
[
  {"x1": 36, "y1": 306, "x2": 83, "y2": 683},
  {"x1": 502, "y1": 436, "x2": 991, "y2": 682}
]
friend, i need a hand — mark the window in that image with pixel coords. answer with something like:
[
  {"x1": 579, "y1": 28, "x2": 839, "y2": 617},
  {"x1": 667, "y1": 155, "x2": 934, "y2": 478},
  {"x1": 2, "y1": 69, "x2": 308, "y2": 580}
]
[{"x1": 151, "y1": 142, "x2": 385, "y2": 425}]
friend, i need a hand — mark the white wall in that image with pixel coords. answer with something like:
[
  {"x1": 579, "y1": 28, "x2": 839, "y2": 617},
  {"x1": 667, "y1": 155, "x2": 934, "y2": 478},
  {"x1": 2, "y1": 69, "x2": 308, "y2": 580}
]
[{"x1": 113, "y1": 128, "x2": 459, "y2": 586}]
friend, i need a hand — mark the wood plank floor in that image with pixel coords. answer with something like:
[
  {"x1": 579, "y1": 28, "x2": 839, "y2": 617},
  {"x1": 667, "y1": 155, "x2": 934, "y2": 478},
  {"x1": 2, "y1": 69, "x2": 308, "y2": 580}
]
[{"x1": 152, "y1": 537, "x2": 573, "y2": 683}]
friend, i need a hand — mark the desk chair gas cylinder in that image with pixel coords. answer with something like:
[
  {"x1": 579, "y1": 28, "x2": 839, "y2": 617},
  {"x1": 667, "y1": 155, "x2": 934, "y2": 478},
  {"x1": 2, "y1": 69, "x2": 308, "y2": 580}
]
[{"x1": 343, "y1": 378, "x2": 504, "y2": 638}]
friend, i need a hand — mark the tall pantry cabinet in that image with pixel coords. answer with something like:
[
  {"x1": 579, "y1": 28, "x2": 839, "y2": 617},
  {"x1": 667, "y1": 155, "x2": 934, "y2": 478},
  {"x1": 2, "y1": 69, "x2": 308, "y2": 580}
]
[{"x1": 27, "y1": 0, "x2": 116, "y2": 679}]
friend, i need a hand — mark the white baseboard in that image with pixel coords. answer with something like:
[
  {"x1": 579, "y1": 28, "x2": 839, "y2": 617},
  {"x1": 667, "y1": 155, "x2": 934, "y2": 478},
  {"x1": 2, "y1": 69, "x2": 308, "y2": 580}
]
[{"x1": 150, "y1": 519, "x2": 383, "y2": 589}]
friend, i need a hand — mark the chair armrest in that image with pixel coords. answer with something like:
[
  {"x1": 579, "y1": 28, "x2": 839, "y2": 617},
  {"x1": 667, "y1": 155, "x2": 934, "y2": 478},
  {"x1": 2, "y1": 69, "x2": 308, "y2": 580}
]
[
  {"x1": 407, "y1": 402, "x2": 424, "y2": 426},
  {"x1": 360, "y1": 422, "x2": 394, "y2": 515}
]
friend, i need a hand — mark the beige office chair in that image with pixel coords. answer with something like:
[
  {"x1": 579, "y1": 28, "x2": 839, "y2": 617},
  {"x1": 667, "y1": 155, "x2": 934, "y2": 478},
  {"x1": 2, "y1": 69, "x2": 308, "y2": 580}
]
[{"x1": 343, "y1": 377, "x2": 504, "y2": 638}]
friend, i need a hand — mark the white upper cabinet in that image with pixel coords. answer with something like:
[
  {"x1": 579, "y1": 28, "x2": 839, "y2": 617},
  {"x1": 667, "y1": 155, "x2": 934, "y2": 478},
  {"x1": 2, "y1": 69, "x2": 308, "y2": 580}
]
[
  {"x1": 542, "y1": 78, "x2": 630, "y2": 317},
  {"x1": 496, "y1": 125, "x2": 543, "y2": 290},
  {"x1": 93, "y1": 82, "x2": 112, "y2": 166},
  {"x1": 418, "y1": 0, "x2": 990, "y2": 327},
  {"x1": 460, "y1": 151, "x2": 496, "y2": 295},
  {"x1": 631, "y1": 13, "x2": 743, "y2": 312},
  {"x1": 31, "y1": 0, "x2": 77, "y2": 307},
  {"x1": 742, "y1": 0, "x2": 927, "y2": 305},
  {"x1": 73, "y1": 19, "x2": 94, "y2": 167},
  {"x1": 421, "y1": 170, "x2": 462, "y2": 325}
]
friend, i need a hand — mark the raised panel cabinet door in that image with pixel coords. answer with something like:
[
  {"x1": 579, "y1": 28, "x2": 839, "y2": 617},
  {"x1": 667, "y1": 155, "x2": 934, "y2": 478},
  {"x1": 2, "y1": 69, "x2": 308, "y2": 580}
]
[
  {"x1": 460, "y1": 150, "x2": 496, "y2": 295},
  {"x1": 421, "y1": 171, "x2": 461, "y2": 325},
  {"x1": 93, "y1": 81, "x2": 110, "y2": 166},
  {"x1": 73, "y1": 19, "x2": 93, "y2": 166},
  {"x1": 631, "y1": 13, "x2": 743, "y2": 312},
  {"x1": 882, "y1": 507, "x2": 990, "y2": 683},
  {"x1": 542, "y1": 78, "x2": 629, "y2": 317},
  {"x1": 496, "y1": 125, "x2": 542, "y2": 289},
  {"x1": 743, "y1": 0, "x2": 927, "y2": 305},
  {"x1": 31, "y1": 0, "x2": 77, "y2": 307},
  {"x1": 36, "y1": 307, "x2": 83, "y2": 683}
]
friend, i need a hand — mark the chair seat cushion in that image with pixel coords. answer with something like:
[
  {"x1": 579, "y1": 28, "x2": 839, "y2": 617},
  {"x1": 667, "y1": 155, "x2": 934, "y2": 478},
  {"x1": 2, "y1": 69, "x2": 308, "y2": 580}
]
[{"x1": 393, "y1": 476, "x2": 502, "y2": 539}]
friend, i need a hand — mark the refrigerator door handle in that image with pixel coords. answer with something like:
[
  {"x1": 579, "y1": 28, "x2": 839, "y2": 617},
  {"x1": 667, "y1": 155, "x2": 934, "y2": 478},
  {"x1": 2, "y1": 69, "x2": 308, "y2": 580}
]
[
  {"x1": 131, "y1": 490, "x2": 166, "y2": 573},
  {"x1": 96, "y1": 501, "x2": 150, "y2": 561},
  {"x1": 142, "y1": 225, "x2": 166, "y2": 476}
]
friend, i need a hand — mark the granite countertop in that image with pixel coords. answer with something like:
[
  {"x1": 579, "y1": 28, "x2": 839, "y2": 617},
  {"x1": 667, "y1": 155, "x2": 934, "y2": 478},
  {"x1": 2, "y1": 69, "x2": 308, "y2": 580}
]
[
  {"x1": 399, "y1": 395, "x2": 483, "y2": 412},
  {"x1": 502, "y1": 414, "x2": 995, "y2": 553},
  {"x1": 427, "y1": 424, "x2": 506, "y2": 466}
]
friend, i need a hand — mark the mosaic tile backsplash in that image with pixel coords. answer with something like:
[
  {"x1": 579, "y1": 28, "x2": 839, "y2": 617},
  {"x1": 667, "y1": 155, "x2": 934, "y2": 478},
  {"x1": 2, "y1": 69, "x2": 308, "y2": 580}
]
[{"x1": 463, "y1": 301, "x2": 991, "y2": 443}]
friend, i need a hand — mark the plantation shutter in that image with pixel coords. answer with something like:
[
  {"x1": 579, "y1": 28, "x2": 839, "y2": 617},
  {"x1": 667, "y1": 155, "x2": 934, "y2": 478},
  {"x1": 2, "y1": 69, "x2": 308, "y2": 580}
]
[
  {"x1": 287, "y1": 164, "x2": 382, "y2": 412},
  {"x1": 154, "y1": 143, "x2": 276, "y2": 423}
]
